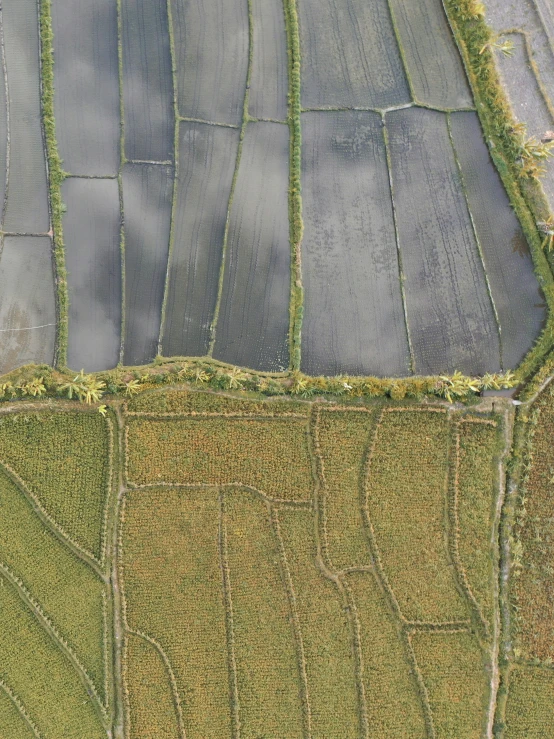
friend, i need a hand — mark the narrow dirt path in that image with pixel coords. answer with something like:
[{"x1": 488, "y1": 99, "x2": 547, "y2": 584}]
[{"x1": 486, "y1": 398, "x2": 515, "y2": 739}]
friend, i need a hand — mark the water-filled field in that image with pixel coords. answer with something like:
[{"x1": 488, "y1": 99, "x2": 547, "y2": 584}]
[{"x1": 0, "y1": 0, "x2": 545, "y2": 378}]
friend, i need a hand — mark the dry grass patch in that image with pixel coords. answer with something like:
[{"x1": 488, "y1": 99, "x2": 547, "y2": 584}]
[
  {"x1": 456, "y1": 418, "x2": 499, "y2": 631},
  {"x1": 513, "y1": 386, "x2": 554, "y2": 662},
  {"x1": 278, "y1": 507, "x2": 361, "y2": 737},
  {"x1": 347, "y1": 572, "x2": 427, "y2": 738},
  {"x1": 0, "y1": 468, "x2": 106, "y2": 700}
]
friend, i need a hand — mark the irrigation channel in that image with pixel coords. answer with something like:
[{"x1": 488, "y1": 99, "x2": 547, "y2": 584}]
[{"x1": 0, "y1": 0, "x2": 544, "y2": 380}]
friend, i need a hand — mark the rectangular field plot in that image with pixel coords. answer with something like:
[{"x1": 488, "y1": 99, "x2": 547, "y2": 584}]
[
  {"x1": 126, "y1": 417, "x2": 313, "y2": 500},
  {"x1": 505, "y1": 667, "x2": 554, "y2": 739},
  {"x1": 122, "y1": 163, "x2": 173, "y2": 366},
  {"x1": 249, "y1": 0, "x2": 288, "y2": 120},
  {"x1": 224, "y1": 490, "x2": 304, "y2": 737},
  {"x1": 162, "y1": 123, "x2": 239, "y2": 358},
  {"x1": 411, "y1": 631, "x2": 489, "y2": 738},
  {"x1": 449, "y1": 112, "x2": 545, "y2": 369},
  {"x1": 127, "y1": 388, "x2": 309, "y2": 415},
  {"x1": 2, "y1": 0, "x2": 49, "y2": 233},
  {"x1": 0, "y1": 688, "x2": 38, "y2": 739},
  {"x1": 277, "y1": 508, "x2": 361, "y2": 738},
  {"x1": 456, "y1": 419, "x2": 499, "y2": 631},
  {"x1": 0, "y1": 468, "x2": 107, "y2": 701},
  {"x1": 347, "y1": 572, "x2": 427, "y2": 737},
  {"x1": 171, "y1": 0, "x2": 248, "y2": 126},
  {"x1": 126, "y1": 634, "x2": 182, "y2": 739},
  {"x1": 0, "y1": 577, "x2": 105, "y2": 739},
  {"x1": 513, "y1": 386, "x2": 554, "y2": 663},
  {"x1": 317, "y1": 409, "x2": 375, "y2": 570},
  {"x1": 366, "y1": 410, "x2": 468, "y2": 623},
  {"x1": 52, "y1": 0, "x2": 120, "y2": 175},
  {"x1": 121, "y1": 488, "x2": 231, "y2": 738},
  {"x1": 0, "y1": 237, "x2": 55, "y2": 374},
  {"x1": 388, "y1": 0, "x2": 472, "y2": 109},
  {"x1": 62, "y1": 178, "x2": 121, "y2": 372},
  {"x1": 297, "y1": 0, "x2": 410, "y2": 109},
  {"x1": 213, "y1": 122, "x2": 290, "y2": 372},
  {"x1": 0, "y1": 410, "x2": 111, "y2": 561},
  {"x1": 121, "y1": 0, "x2": 174, "y2": 162},
  {"x1": 300, "y1": 111, "x2": 411, "y2": 377},
  {"x1": 387, "y1": 107, "x2": 501, "y2": 375}
]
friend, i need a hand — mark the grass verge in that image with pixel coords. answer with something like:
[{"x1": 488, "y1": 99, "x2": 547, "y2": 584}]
[{"x1": 39, "y1": 0, "x2": 68, "y2": 368}]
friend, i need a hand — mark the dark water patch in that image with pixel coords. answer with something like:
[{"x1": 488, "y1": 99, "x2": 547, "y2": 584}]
[
  {"x1": 387, "y1": 107, "x2": 500, "y2": 375},
  {"x1": 450, "y1": 111, "x2": 546, "y2": 369},
  {"x1": 0, "y1": 237, "x2": 55, "y2": 373},
  {"x1": 170, "y1": 0, "x2": 249, "y2": 126},
  {"x1": 298, "y1": 0, "x2": 410, "y2": 109},
  {"x1": 62, "y1": 178, "x2": 121, "y2": 372},
  {"x1": 249, "y1": 0, "x2": 288, "y2": 121},
  {"x1": 121, "y1": 0, "x2": 174, "y2": 162},
  {"x1": 300, "y1": 111, "x2": 411, "y2": 377},
  {"x1": 161, "y1": 123, "x2": 240, "y2": 358},
  {"x1": 123, "y1": 163, "x2": 173, "y2": 366},
  {"x1": 389, "y1": 0, "x2": 472, "y2": 109},
  {"x1": 52, "y1": 0, "x2": 120, "y2": 176},
  {"x1": 3, "y1": 0, "x2": 49, "y2": 232},
  {"x1": 213, "y1": 122, "x2": 290, "y2": 372}
]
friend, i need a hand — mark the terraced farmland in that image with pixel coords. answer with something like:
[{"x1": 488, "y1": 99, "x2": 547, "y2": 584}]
[
  {"x1": 0, "y1": 388, "x2": 510, "y2": 737},
  {"x1": 0, "y1": 0, "x2": 546, "y2": 380}
]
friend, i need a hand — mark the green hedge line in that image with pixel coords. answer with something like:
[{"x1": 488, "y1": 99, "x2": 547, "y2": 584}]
[
  {"x1": 284, "y1": 0, "x2": 303, "y2": 371},
  {"x1": 0, "y1": 360, "x2": 516, "y2": 407},
  {"x1": 39, "y1": 0, "x2": 68, "y2": 368}
]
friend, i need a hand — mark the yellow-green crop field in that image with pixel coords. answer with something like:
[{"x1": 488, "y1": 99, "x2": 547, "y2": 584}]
[
  {"x1": 0, "y1": 388, "x2": 512, "y2": 738},
  {"x1": 502, "y1": 381, "x2": 554, "y2": 737}
]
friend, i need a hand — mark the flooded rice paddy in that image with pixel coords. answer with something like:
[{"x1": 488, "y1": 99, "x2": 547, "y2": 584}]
[{"x1": 0, "y1": 0, "x2": 546, "y2": 377}]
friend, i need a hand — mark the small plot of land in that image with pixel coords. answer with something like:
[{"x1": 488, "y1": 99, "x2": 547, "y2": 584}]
[
  {"x1": 52, "y1": 0, "x2": 120, "y2": 176},
  {"x1": 0, "y1": 390, "x2": 504, "y2": 737},
  {"x1": 212, "y1": 122, "x2": 291, "y2": 372},
  {"x1": 122, "y1": 164, "x2": 173, "y2": 367},
  {"x1": 0, "y1": 238, "x2": 56, "y2": 374},
  {"x1": 62, "y1": 178, "x2": 122, "y2": 373}
]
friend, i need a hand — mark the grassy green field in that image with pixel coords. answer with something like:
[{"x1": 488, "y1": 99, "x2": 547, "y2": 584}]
[{"x1": 0, "y1": 388, "x2": 508, "y2": 737}]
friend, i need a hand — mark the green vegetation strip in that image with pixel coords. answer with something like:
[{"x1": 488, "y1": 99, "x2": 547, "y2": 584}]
[
  {"x1": 284, "y1": 0, "x2": 303, "y2": 371},
  {"x1": 39, "y1": 0, "x2": 68, "y2": 368}
]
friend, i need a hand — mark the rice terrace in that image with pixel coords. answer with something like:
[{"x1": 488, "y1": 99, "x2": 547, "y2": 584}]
[{"x1": 1, "y1": 0, "x2": 554, "y2": 737}]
